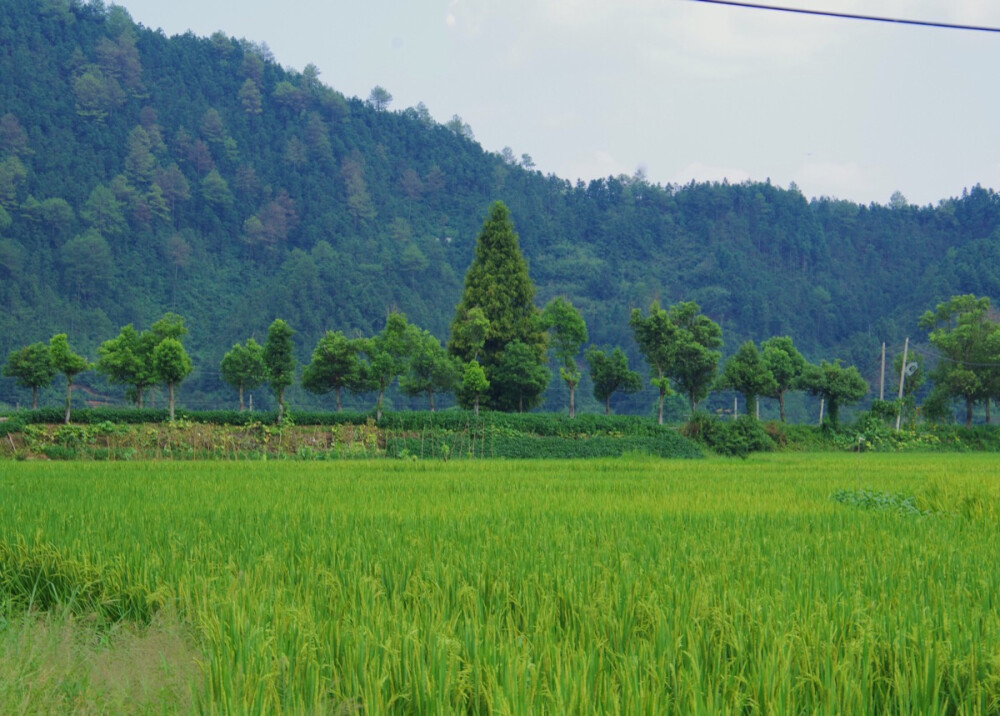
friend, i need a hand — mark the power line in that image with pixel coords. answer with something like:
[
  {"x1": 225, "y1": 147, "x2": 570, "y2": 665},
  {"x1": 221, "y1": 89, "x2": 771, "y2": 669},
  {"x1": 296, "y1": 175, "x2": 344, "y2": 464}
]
[{"x1": 690, "y1": 0, "x2": 1000, "y2": 34}]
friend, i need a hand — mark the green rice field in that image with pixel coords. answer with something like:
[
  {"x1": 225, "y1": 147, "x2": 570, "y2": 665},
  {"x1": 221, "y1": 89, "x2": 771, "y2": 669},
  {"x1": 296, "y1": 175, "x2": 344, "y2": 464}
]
[{"x1": 2, "y1": 454, "x2": 1000, "y2": 713}]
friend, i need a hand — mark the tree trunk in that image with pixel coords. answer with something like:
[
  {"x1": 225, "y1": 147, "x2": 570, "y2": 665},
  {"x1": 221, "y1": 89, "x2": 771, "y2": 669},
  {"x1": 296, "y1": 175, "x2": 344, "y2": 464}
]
[
  {"x1": 376, "y1": 389, "x2": 384, "y2": 421},
  {"x1": 689, "y1": 390, "x2": 697, "y2": 417},
  {"x1": 474, "y1": 396, "x2": 480, "y2": 416},
  {"x1": 64, "y1": 379, "x2": 72, "y2": 424},
  {"x1": 967, "y1": 398, "x2": 974, "y2": 427},
  {"x1": 987, "y1": 399, "x2": 992, "y2": 425},
  {"x1": 429, "y1": 389, "x2": 436, "y2": 412},
  {"x1": 31, "y1": 386, "x2": 38, "y2": 410},
  {"x1": 657, "y1": 390, "x2": 664, "y2": 425},
  {"x1": 238, "y1": 384, "x2": 245, "y2": 412},
  {"x1": 778, "y1": 390, "x2": 786, "y2": 422},
  {"x1": 336, "y1": 387, "x2": 342, "y2": 412},
  {"x1": 568, "y1": 384, "x2": 575, "y2": 419},
  {"x1": 277, "y1": 388, "x2": 285, "y2": 423},
  {"x1": 168, "y1": 382, "x2": 176, "y2": 421},
  {"x1": 605, "y1": 396, "x2": 611, "y2": 415}
]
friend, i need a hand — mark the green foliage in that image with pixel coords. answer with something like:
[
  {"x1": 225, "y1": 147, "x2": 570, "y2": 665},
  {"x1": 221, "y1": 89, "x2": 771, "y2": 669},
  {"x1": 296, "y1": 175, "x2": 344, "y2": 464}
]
[
  {"x1": 629, "y1": 303, "x2": 677, "y2": 425},
  {"x1": 543, "y1": 296, "x2": 588, "y2": 417},
  {"x1": 448, "y1": 202, "x2": 546, "y2": 410},
  {"x1": 357, "y1": 312, "x2": 418, "y2": 420},
  {"x1": 3, "y1": 1, "x2": 1000, "y2": 418},
  {"x1": 667, "y1": 301, "x2": 723, "y2": 415},
  {"x1": 717, "y1": 340, "x2": 776, "y2": 416},
  {"x1": 492, "y1": 340, "x2": 551, "y2": 413},
  {"x1": 2, "y1": 342, "x2": 56, "y2": 409},
  {"x1": 760, "y1": 336, "x2": 806, "y2": 422},
  {"x1": 300, "y1": 331, "x2": 360, "y2": 412},
  {"x1": 630, "y1": 301, "x2": 722, "y2": 421},
  {"x1": 585, "y1": 346, "x2": 642, "y2": 415},
  {"x1": 96, "y1": 324, "x2": 154, "y2": 407},
  {"x1": 801, "y1": 360, "x2": 869, "y2": 428},
  {"x1": 263, "y1": 319, "x2": 296, "y2": 421},
  {"x1": 152, "y1": 337, "x2": 192, "y2": 421},
  {"x1": 458, "y1": 359, "x2": 489, "y2": 414},
  {"x1": 48, "y1": 334, "x2": 90, "y2": 424},
  {"x1": 831, "y1": 488, "x2": 928, "y2": 516},
  {"x1": 220, "y1": 338, "x2": 266, "y2": 411},
  {"x1": 399, "y1": 329, "x2": 458, "y2": 411},
  {"x1": 919, "y1": 295, "x2": 1000, "y2": 427},
  {"x1": 681, "y1": 413, "x2": 776, "y2": 458}
]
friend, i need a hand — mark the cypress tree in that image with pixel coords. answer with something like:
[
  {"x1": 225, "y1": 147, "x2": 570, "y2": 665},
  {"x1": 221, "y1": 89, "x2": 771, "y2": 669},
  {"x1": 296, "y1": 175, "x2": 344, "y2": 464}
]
[{"x1": 448, "y1": 201, "x2": 546, "y2": 411}]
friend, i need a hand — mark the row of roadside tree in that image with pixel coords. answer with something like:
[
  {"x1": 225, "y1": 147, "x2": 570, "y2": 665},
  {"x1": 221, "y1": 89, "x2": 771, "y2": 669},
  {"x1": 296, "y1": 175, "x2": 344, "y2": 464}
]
[{"x1": 3, "y1": 201, "x2": 999, "y2": 427}]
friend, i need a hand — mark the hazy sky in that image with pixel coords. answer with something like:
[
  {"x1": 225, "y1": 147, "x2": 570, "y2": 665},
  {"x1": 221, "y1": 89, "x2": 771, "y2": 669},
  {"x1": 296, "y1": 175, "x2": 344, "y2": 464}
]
[{"x1": 111, "y1": 0, "x2": 1000, "y2": 206}]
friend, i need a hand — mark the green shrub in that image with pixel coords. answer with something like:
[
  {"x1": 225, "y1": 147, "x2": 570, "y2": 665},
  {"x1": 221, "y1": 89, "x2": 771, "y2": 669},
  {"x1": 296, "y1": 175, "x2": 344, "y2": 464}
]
[{"x1": 682, "y1": 413, "x2": 776, "y2": 458}]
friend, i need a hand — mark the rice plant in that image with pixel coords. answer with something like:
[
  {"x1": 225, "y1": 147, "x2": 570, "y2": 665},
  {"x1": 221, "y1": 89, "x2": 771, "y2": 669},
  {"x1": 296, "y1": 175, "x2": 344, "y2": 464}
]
[{"x1": 1, "y1": 454, "x2": 999, "y2": 712}]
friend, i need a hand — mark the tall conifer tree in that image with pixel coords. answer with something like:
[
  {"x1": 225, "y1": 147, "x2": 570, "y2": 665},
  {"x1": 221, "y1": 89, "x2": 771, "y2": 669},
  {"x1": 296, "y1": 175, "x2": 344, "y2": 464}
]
[{"x1": 448, "y1": 201, "x2": 546, "y2": 411}]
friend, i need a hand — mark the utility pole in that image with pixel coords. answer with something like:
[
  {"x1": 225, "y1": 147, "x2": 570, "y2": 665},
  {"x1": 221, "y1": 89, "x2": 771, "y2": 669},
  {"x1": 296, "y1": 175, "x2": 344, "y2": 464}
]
[
  {"x1": 879, "y1": 342, "x2": 886, "y2": 400},
  {"x1": 895, "y1": 337, "x2": 909, "y2": 432}
]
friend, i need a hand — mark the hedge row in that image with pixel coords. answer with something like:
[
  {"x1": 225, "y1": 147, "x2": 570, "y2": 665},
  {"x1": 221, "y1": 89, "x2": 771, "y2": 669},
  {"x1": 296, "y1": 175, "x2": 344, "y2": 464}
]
[
  {"x1": 386, "y1": 432, "x2": 704, "y2": 460},
  {"x1": 2, "y1": 407, "x2": 681, "y2": 436}
]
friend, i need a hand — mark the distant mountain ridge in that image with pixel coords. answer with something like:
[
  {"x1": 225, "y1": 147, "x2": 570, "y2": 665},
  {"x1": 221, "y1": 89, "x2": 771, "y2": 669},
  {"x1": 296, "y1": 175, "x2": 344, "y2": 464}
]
[{"x1": 2, "y1": 0, "x2": 1000, "y2": 413}]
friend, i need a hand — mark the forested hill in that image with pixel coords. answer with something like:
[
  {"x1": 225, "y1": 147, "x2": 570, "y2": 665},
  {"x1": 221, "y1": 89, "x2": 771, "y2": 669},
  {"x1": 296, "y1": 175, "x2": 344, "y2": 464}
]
[{"x1": 3, "y1": 0, "x2": 1000, "y2": 411}]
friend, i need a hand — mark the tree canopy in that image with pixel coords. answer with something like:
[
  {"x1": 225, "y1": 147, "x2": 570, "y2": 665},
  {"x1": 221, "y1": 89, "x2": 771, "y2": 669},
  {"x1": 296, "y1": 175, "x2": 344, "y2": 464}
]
[{"x1": 448, "y1": 201, "x2": 546, "y2": 411}]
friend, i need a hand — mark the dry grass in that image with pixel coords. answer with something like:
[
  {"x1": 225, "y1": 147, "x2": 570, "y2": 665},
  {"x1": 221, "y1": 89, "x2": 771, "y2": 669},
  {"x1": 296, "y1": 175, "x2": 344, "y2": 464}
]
[{"x1": 0, "y1": 607, "x2": 199, "y2": 714}]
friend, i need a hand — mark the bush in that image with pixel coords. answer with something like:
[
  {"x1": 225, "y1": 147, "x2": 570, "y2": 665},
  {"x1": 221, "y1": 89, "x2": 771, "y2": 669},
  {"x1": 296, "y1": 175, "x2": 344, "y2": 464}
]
[{"x1": 682, "y1": 413, "x2": 776, "y2": 458}]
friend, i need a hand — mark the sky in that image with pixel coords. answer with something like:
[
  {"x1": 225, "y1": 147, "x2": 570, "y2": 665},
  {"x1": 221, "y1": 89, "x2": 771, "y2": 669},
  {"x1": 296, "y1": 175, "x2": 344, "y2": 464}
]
[{"x1": 110, "y1": 0, "x2": 1000, "y2": 207}]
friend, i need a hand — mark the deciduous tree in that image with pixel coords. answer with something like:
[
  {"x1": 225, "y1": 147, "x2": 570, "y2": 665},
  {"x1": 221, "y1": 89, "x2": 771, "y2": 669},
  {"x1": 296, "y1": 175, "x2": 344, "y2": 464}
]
[
  {"x1": 460, "y1": 360, "x2": 489, "y2": 416},
  {"x1": 493, "y1": 340, "x2": 550, "y2": 413},
  {"x1": 717, "y1": 341, "x2": 777, "y2": 419},
  {"x1": 667, "y1": 301, "x2": 722, "y2": 416},
  {"x1": 263, "y1": 319, "x2": 296, "y2": 422},
  {"x1": 918, "y1": 295, "x2": 1000, "y2": 426},
  {"x1": 220, "y1": 338, "x2": 266, "y2": 411},
  {"x1": 629, "y1": 303, "x2": 677, "y2": 425},
  {"x1": 543, "y1": 297, "x2": 588, "y2": 418},
  {"x1": 301, "y1": 331, "x2": 361, "y2": 412},
  {"x1": 584, "y1": 346, "x2": 641, "y2": 415},
  {"x1": 400, "y1": 329, "x2": 458, "y2": 411},
  {"x1": 49, "y1": 334, "x2": 90, "y2": 424},
  {"x1": 2, "y1": 342, "x2": 56, "y2": 409},
  {"x1": 152, "y1": 337, "x2": 192, "y2": 421},
  {"x1": 96, "y1": 324, "x2": 155, "y2": 407},
  {"x1": 358, "y1": 313, "x2": 417, "y2": 420},
  {"x1": 801, "y1": 360, "x2": 868, "y2": 427},
  {"x1": 761, "y1": 336, "x2": 806, "y2": 422}
]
